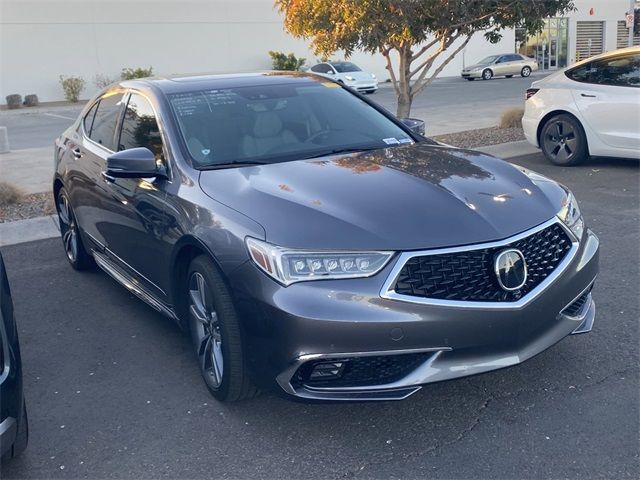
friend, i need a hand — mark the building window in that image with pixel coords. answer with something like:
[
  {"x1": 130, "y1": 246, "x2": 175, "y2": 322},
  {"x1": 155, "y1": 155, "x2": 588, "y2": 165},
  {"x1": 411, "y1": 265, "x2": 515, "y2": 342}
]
[{"x1": 516, "y1": 18, "x2": 569, "y2": 70}]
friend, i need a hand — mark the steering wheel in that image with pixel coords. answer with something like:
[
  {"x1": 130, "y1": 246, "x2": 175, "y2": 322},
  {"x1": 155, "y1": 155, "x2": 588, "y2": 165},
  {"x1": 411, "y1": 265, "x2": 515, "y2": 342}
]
[{"x1": 305, "y1": 129, "x2": 332, "y2": 144}]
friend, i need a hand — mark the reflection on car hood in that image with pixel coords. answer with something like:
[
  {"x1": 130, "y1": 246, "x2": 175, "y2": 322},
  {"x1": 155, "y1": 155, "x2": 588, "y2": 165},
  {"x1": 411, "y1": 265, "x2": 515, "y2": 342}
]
[
  {"x1": 464, "y1": 63, "x2": 487, "y2": 70},
  {"x1": 198, "y1": 144, "x2": 563, "y2": 250},
  {"x1": 339, "y1": 71, "x2": 374, "y2": 81}
]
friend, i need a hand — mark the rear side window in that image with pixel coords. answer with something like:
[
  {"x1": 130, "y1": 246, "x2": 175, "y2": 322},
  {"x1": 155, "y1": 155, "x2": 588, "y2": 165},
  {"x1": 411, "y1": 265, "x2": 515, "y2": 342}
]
[
  {"x1": 88, "y1": 92, "x2": 126, "y2": 150},
  {"x1": 118, "y1": 93, "x2": 164, "y2": 160},
  {"x1": 311, "y1": 64, "x2": 332, "y2": 74},
  {"x1": 83, "y1": 102, "x2": 98, "y2": 134},
  {"x1": 566, "y1": 54, "x2": 640, "y2": 87}
]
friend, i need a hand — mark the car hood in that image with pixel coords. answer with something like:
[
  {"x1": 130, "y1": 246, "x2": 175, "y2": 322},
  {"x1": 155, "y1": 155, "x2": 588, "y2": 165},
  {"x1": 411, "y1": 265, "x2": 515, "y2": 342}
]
[
  {"x1": 464, "y1": 63, "x2": 489, "y2": 70},
  {"x1": 198, "y1": 144, "x2": 564, "y2": 250},
  {"x1": 340, "y1": 71, "x2": 375, "y2": 81}
]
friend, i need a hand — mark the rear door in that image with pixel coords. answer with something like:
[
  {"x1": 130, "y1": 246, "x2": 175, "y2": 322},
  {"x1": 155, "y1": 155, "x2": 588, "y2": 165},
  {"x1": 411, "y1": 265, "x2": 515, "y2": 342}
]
[
  {"x1": 73, "y1": 90, "x2": 128, "y2": 249},
  {"x1": 569, "y1": 52, "x2": 640, "y2": 151}
]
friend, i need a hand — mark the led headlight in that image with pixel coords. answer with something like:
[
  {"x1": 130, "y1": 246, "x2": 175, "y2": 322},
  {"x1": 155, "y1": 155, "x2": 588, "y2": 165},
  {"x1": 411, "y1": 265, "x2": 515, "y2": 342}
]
[
  {"x1": 371, "y1": 73, "x2": 376, "y2": 79},
  {"x1": 246, "y1": 237, "x2": 393, "y2": 286},
  {"x1": 557, "y1": 191, "x2": 584, "y2": 240},
  {"x1": 345, "y1": 75, "x2": 356, "y2": 81}
]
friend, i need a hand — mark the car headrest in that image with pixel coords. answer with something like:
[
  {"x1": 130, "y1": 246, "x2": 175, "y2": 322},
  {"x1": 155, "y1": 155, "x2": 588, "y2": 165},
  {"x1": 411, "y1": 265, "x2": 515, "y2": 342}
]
[{"x1": 252, "y1": 111, "x2": 283, "y2": 138}]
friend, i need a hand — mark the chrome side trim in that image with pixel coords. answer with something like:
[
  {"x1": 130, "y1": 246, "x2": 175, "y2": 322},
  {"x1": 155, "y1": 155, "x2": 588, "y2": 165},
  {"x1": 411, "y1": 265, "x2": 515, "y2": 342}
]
[
  {"x1": 93, "y1": 250, "x2": 176, "y2": 320},
  {"x1": 380, "y1": 217, "x2": 579, "y2": 310},
  {"x1": 276, "y1": 346, "x2": 452, "y2": 397}
]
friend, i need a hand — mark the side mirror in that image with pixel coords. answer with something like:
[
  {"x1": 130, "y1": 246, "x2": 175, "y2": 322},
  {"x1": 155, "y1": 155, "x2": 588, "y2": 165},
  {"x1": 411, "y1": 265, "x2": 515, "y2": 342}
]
[
  {"x1": 106, "y1": 147, "x2": 162, "y2": 178},
  {"x1": 399, "y1": 117, "x2": 426, "y2": 136}
]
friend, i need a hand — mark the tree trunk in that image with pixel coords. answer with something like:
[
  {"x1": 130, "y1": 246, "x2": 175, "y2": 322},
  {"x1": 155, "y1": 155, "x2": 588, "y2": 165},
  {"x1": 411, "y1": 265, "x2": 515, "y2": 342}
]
[
  {"x1": 395, "y1": 46, "x2": 413, "y2": 118},
  {"x1": 396, "y1": 92, "x2": 412, "y2": 118}
]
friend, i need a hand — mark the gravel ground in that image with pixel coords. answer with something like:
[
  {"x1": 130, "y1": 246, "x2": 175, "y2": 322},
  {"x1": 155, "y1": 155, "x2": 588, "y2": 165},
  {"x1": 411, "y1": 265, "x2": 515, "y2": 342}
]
[
  {"x1": 0, "y1": 192, "x2": 55, "y2": 223},
  {"x1": 433, "y1": 126, "x2": 525, "y2": 149}
]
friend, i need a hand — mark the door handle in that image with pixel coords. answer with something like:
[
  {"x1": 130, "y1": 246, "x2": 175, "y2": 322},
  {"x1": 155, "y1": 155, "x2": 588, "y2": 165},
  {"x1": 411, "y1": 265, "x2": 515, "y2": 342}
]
[
  {"x1": 101, "y1": 171, "x2": 115, "y2": 183},
  {"x1": 72, "y1": 147, "x2": 83, "y2": 159},
  {"x1": 580, "y1": 93, "x2": 596, "y2": 98}
]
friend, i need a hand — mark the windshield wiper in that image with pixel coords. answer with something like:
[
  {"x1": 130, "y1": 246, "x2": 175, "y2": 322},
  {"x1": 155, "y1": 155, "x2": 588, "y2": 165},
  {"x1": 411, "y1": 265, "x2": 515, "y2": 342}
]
[
  {"x1": 200, "y1": 160, "x2": 268, "y2": 170},
  {"x1": 300, "y1": 145, "x2": 387, "y2": 160}
]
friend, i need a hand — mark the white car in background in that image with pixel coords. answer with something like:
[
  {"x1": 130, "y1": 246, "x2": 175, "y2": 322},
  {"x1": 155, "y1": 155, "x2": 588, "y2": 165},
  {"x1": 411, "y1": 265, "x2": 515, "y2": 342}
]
[
  {"x1": 523, "y1": 46, "x2": 640, "y2": 165},
  {"x1": 309, "y1": 61, "x2": 378, "y2": 93}
]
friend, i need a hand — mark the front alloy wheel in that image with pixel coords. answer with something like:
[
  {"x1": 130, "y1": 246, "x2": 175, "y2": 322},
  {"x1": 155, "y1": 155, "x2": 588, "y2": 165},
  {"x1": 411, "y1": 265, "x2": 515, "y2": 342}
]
[
  {"x1": 540, "y1": 114, "x2": 588, "y2": 166},
  {"x1": 56, "y1": 188, "x2": 93, "y2": 270},
  {"x1": 521, "y1": 66, "x2": 532, "y2": 77},
  {"x1": 186, "y1": 255, "x2": 258, "y2": 401},
  {"x1": 482, "y1": 69, "x2": 493, "y2": 80}
]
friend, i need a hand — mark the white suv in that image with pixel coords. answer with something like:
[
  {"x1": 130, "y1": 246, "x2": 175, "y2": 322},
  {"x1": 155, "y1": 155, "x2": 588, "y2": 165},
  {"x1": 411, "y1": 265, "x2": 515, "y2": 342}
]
[{"x1": 522, "y1": 47, "x2": 640, "y2": 165}]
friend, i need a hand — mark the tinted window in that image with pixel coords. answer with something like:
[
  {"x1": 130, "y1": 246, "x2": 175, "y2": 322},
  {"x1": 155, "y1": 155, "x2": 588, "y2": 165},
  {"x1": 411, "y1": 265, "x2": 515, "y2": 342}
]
[
  {"x1": 168, "y1": 83, "x2": 413, "y2": 167},
  {"x1": 566, "y1": 54, "x2": 640, "y2": 87},
  {"x1": 118, "y1": 93, "x2": 164, "y2": 160},
  {"x1": 479, "y1": 55, "x2": 499, "y2": 64},
  {"x1": 89, "y1": 92, "x2": 126, "y2": 150},
  {"x1": 332, "y1": 62, "x2": 362, "y2": 73},
  {"x1": 507, "y1": 54, "x2": 522, "y2": 62},
  {"x1": 311, "y1": 64, "x2": 332, "y2": 74},
  {"x1": 83, "y1": 102, "x2": 98, "y2": 134}
]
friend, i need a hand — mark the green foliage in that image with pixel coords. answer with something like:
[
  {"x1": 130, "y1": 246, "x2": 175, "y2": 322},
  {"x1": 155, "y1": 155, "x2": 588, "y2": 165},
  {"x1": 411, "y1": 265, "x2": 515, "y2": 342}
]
[
  {"x1": 121, "y1": 67, "x2": 154, "y2": 80},
  {"x1": 276, "y1": 0, "x2": 575, "y2": 116},
  {"x1": 268, "y1": 51, "x2": 306, "y2": 70},
  {"x1": 94, "y1": 73, "x2": 118, "y2": 89},
  {"x1": 59, "y1": 76, "x2": 85, "y2": 102}
]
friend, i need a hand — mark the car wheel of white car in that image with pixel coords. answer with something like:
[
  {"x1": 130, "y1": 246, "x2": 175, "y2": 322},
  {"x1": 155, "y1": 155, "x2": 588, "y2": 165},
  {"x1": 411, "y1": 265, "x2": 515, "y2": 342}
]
[
  {"x1": 540, "y1": 114, "x2": 589, "y2": 166},
  {"x1": 521, "y1": 66, "x2": 531, "y2": 77},
  {"x1": 482, "y1": 69, "x2": 493, "y2": 80}
]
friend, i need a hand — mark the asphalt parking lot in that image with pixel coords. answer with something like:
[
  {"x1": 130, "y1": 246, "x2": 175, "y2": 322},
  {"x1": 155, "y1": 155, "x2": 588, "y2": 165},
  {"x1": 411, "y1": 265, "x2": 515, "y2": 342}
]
[{"x1": 1, "y1": 151, "x2": 638, "y2": 479}]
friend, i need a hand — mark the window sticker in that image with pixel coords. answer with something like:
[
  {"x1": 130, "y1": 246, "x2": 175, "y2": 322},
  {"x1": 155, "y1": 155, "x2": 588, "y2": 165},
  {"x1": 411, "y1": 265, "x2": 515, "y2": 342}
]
[{"x1": 383, "y1": 137, "x2": 400, "y2": 145}]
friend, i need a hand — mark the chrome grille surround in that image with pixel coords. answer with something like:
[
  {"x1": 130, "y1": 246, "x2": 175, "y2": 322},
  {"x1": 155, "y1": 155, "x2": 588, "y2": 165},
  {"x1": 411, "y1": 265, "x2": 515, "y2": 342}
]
[{"x1": 380, "y1": 217, "x2": 579, "y2": 310}]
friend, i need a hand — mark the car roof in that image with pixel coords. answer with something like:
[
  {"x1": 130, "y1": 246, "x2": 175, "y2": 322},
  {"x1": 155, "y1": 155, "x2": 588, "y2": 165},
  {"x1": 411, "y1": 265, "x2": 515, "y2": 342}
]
[
  {"x1": 570, "y1": 46, "x2": 640, "y2": 68},
  {"x1": 127, "y1": 71, "x2": 329, "y2": 95}
]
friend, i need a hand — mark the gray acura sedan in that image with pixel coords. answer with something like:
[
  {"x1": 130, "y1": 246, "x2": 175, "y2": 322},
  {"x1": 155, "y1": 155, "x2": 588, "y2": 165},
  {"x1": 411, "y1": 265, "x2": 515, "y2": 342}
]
[{"x1": 53, "y1": 72, "x2": 599, "y2": 402}]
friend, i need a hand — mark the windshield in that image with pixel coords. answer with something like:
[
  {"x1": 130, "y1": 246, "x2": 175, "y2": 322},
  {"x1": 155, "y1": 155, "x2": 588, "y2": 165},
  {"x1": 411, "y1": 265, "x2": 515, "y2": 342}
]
[
  {"x1": 332, "y1": 62, "x2": 362, "y2": 73},
  {"x1": 168, "y1": 82, "x2": 413, "y2": 168},
  {"x1": 478, "y1": 55, "x2": 499, "y2": 64}
]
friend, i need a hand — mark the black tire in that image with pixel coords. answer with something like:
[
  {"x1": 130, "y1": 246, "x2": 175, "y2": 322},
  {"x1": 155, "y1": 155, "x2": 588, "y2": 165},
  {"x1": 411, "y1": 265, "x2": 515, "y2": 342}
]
[
  {"x1": 186, "y1": 255, "x2": 258, "y2": 402},
  {"x1": 466, "y1": 77, "x2": 475, "y2": 81},
  {"x1": 5, "y1": 401, "x2": 28, "y2": 459},
  {"x1": 505, "y1": 74, "x2": 514, "y2": 78},
  {"x1": 540, "y1": 114, "x2": 589, "y2": 166},
  {"x1": 521, "y1": 66, "x2": 532, "y2": 77},
  {"x1": 482, "y1": 69, "x2": 493, "y2": 80},
  {"x1": 55, "y1": 187, "x2": 94, "y2": 270}
]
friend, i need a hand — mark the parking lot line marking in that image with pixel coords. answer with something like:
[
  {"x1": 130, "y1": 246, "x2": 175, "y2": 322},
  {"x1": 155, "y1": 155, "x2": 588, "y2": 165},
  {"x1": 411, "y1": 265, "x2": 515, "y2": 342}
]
[{"x1": 43, "y1": 113, "x2": 75, "y2": 120}]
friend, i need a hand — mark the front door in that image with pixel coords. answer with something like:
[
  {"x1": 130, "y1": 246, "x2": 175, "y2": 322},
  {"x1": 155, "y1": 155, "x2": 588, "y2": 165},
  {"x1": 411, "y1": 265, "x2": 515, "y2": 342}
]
[{"x1": 100, "y1": 91, "x2": 173, "y2": 300}]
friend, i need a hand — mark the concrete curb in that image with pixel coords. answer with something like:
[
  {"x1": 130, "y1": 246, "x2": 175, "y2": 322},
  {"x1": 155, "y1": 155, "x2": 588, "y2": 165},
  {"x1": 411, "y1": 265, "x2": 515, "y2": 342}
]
[
  {"x1": 475, "y1": 140, "x2": 539, "y2": 159},
  {"x1": 0, "y1": 215, "x2": 59, "y2": 247}
]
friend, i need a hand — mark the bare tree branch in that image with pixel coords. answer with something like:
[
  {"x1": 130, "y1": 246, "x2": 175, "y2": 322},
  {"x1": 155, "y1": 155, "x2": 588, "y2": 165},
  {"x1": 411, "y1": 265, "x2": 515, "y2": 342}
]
[
  {"x1": 410, "y1": 38, "x2": 440, "y2": 62},
  {"x1": 382, "y1": 48, "x2": 400, "y2": 97}
]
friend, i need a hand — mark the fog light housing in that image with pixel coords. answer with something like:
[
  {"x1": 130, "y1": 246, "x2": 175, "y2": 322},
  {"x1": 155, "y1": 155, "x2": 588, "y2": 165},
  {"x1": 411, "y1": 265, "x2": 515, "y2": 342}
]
[{"x1": 308, "y1": 361, "x2": 346, "y2": 380}]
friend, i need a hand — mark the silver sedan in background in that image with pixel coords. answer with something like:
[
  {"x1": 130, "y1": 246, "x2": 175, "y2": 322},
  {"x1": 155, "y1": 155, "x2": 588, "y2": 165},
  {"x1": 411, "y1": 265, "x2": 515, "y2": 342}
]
[{"x1": 462, "y1": 53, "x2": 538, "y2": 80}]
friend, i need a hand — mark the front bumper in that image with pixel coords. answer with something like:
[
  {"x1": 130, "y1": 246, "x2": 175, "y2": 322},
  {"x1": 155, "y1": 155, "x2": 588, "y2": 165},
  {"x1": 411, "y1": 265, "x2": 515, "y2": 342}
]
[
  {"x1": 346, "y1": 81, "x2": 378, "y2": 92},
  {"x1": 230, "y1": 228, "x2": 599, "y2": 401},
  {"x1": 461, "y1": 71, "x2": 482, "y2": 78}
]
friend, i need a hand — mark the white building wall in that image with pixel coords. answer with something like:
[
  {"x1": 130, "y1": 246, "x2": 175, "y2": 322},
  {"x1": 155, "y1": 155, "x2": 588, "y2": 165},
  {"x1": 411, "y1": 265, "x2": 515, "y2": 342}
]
[
  {"x1": 0, "y1": 0, "x2": 513, "y2": 102},
  {"x1": 0, "y1": 0, "x2": 631, "y2": 103}
]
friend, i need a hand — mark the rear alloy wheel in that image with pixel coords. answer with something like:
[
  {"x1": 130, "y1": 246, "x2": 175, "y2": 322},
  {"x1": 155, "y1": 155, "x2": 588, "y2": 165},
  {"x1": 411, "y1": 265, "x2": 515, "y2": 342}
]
[
  {"x1": 521, "y1": 66, "x2": 532, "y2": 77},
  {"x1": 482, "y1": 69, "x2": 493, "y2": 80},
  {"x1": 187, "y1": 255, "x2": 258, "y2": 401},
  {"x1": 540, "y1": 114, "x2": 589, "y2": 166},
  {"x1": 56, "y1": 188, "x2": 94, "y2": 270}
]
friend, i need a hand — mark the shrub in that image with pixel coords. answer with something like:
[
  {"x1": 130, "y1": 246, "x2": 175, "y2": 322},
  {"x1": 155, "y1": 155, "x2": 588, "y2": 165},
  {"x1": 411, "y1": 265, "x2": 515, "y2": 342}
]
[
  {"x1": 0, "y1": 182, "x2": 24, "y2": 206},
  {"x1": 59, "y1": 76, "x2": 85, "y2": 102},
  {"x1": 5, "y1": 94, "x2": 22, "y2": 109},
  {"x1": 499, "y1": 107, "x2": 524, "y2": 129},
  {"x1": 121, "y1": 67, "x2": 153, "y2": 80},
  {"x1": 24, "y1": 94, "x2": 39, "y2": 107},
  {"x1": 94, "y1": 73, "x2": 118, "y2": 89},
  {"x1": 268, "y1": 51, "x2": 306, "y2": 71}
]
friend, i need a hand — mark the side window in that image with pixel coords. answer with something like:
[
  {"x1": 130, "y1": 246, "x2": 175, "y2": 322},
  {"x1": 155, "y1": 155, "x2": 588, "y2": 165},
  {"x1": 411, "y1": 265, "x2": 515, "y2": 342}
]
[
  {"x1": 118, "y1": 93, "x2": 164, "y2": 160},
  {"x1": 83, "y1": 102, "x2": 99, "y2": 135},
  {"x1": 508, "y1": 54, "x2": 522, "y2": 62},
  {"x1": 310, "y1": 65, "x2": 322, "y2": 73},
  {"x1": 89, "y1": 92, "x2": 126, "y2": 150},
  {"x1": 567, "y1": 54, "x2": 640, "y2": 87}
]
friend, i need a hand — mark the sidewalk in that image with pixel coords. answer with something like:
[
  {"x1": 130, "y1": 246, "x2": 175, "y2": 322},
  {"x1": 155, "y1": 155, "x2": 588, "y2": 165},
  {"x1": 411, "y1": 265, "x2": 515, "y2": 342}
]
[{"x1": 0, "y1": 146, "x2": 52, "y2": 194}]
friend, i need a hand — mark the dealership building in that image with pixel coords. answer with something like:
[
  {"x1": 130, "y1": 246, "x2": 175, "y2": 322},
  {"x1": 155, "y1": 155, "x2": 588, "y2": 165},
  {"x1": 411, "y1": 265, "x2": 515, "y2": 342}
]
[{"x1": 1, "y1": 0, "x2": 638, "y2": 103}]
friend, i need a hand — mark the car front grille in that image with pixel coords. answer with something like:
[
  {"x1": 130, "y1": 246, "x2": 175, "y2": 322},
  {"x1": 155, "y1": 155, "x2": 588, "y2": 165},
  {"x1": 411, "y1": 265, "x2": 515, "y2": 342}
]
[
  {"x1": 392, "y1": 222, "x2": 573, "y2": 302},
  {"x1": 294, "y1": 352, "x2": 430, "y2": 389}
]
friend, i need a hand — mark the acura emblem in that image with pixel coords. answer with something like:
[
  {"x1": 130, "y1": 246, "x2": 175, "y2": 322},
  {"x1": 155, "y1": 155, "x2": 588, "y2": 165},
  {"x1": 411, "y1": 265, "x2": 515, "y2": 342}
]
[{"x1": 494, "y1": 249, "x2": 527, "y2": 291}]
